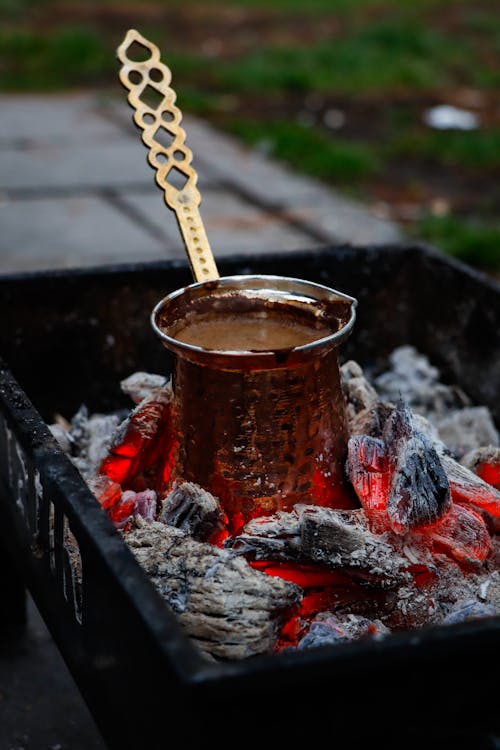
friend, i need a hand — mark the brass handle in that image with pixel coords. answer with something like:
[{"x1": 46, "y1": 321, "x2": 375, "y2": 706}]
[{"x1": 117, "y1": 29, "x2": 219, "y2": 283}]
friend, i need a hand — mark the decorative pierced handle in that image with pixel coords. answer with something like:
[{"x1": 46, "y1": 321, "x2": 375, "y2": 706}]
[{"x1": 117, "y1": 29, "x2": 219, "y2": 283}]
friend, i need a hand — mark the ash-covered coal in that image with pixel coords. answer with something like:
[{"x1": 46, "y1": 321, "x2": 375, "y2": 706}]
[
  {"x1": 370, "y1": 346, "x2": 499, "y2": 460},
  {"x1": 49, "y1": 347, "x2": 500, "y2": 661}
]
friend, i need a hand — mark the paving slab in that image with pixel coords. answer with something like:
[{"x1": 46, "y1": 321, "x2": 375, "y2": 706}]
[
  {"x1": 0, "y1": 597, "x2": 106, "y2": 750},
  {"x1": 121, "y1": 185, "x2": 323, "y2": 258},
  {"x1": 105, "y1": 98, "x2": 403, "y2": 245},
  {"x1": 0, "y1": 92, "x2": 123, "y2": 145},
  {"x1": 0, "y1": 92, "x2": 403, "y2": 277},
  {"x1": 0, "y1": 140, "x2": 217, "y2": 194},
  {"x1": 0, "y1": 195, "x2": 176, "y2": 273}
]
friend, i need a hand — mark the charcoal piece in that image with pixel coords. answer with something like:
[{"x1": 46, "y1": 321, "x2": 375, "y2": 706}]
[
  {"x1": 297, "y1": 505, "x2": 412, "y2": 584},
  {"x1": 382, "y1": 581, "x2": 442, "y2": 630},
  {"x1": 435, "y1": 406, "x2": 499, "y2": 460},
  {"x1": 229, "y1": 505, "x2": 414, "y2": 585},
  {"x1": 125, "y1": 518, "x2": 301, "y2": 661},
  {"x1": 384, "y1": 400, "x2": 451, "y2": 533},
  {"x1": 99, "y1": 386, "x2": 175, "y2": 490},
  {"x1": 57, "y1": 405, "x2": 124, "y2": 480},
  {"x1": 441, "y1": 452, "x2": 500, "y2": 525},
  {"x1": 120, "y1": 371, "x2": 169, "y2": 404},
  {"x1": 227, "y1": 510, "x2": 302, "y2": 560},
  {"x1": 460, "y1": 445, "x2": 500, "y2": 478},
  {"x1": 120, "y1": 489, "x2": 157, "y2": 526},
  {"x1": 160, "y1": 481, "x2": 225, "y2": 542},
  {"x1": 443, "y1": 599, "x2": 496, "y2": 625},
  {"x1": 346, "y1": 434, "x2": 390, "y2": 515},
  {"x1": 340, "y1": 359, "x2": 378, "y2": 423},
  {"x1": 297, "y1": 612, "x2": 390, "y2": 651},
  {"x1": 349, "y1": 401, "x2": 395, "y2": 438},
  {"x1": 297, "y1": 617, "x2": 344, "y2": 650},
  {"x1": 413, "y1": 503, "x2": 492, "y2": 569}
]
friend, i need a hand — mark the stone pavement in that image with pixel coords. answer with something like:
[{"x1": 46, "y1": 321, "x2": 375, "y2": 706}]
[
  {"x1": 0, "y1": 91, "x2": 401, "y2": 750},
  {"x1": 0, "y1": 91, "x2": 401, "y2": 275}
]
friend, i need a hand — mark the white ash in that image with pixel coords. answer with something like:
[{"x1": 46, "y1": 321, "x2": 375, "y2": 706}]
[
  {"x1": 61, "y1": 352, "x2": 499, "y2": 659},
  {"x1": 49, "y1": 422, "x2": 73, "y2": 454},
  {"x1": 433, "y1": 407, "x2": 498, "y2": 461},
  {"x1": 125, "y1": 517, "x2": 301, "y2": 661},
  {"x1": 372, "y1": 345, "x2": 469, "y2": 417},
  {"x1": 367, "y1": 345, "x2": 499, "y2": 460},
  {"x1": 120, "y1": 371, "x2": 168, "y2": 404},
  {"x1": 50, "y1": 404, "x2": 125, "y2": 480}
]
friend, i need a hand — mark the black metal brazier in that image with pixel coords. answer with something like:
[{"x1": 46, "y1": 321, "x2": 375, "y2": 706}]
[{"x1": 1, "y1": 243, "x2": 499, "y2": 750}]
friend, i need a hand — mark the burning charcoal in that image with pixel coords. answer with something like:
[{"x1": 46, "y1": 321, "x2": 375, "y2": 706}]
[
  {"x1": 383, "y1": 400, "x2": 451, "y2": 533},
  {"x1": 440, "y1": 452, "x2": 500, "y2": 524},
  {"x1": 442, "y1": 599, "x2": 496, "y2": 625},
  {"x1": 227, "y1": 510, "x2": 302, "y2": 561},
  {"x1": 346, "y1": 434, "x2": 391, "y2": 518},
  {"x1": 88, "y1": 475, "x2": 157, "y2": 529},
  {"x1": 99, "y1": 386, "x2": 177, "y2": 493},
  {"x1": 348, "y1": 401, "x2": 395, "y2": 439},
  {"x1": 461, "y1": 446, "x2": 500, "y2": 490},
  {"x1": 230, "y1": 505, "x2": 415, "y2": 586},
  {"x1": 120, "y1": 371, "x2": 168, "y2": 404},
  {"x1": 434, "y1": 406, "x2": 499, "y2": 460},
  {"x1": 296, "y1": 615, "x2": 345, "y2": 649},
  {"x1": 121, "y1": 489, "x2": 157, "y2": 524},
  {"x1": 87, "y1": 474, "x2": 122, "y2": 511},
  {"x1": 298, "y1": 505, "x2": 413, "y2": 584},
  {"x1": 160, "y1": 481, "x2": 226, "y2": 542},
  {"x1": 340, "y1": 359, "x2": 378, "y2": 424},
  {"x1": 297, "y1": 612, "x2": 390, "y2": 651},
  {"x1": 54, "y1": 405, "x2": 125, "y2": 480},
  {"x1": 125, "y1": 518, "x2": 301, "y2": 661},
  {"x1": 383, "y1": 580, "x2": 441, "y2": 630},
  {"x1": 413, "y1": 503, "x2": 492, "y2": 569},
  {"x1": 81, "y1": 413, "x2": 125, "y2": 477}
]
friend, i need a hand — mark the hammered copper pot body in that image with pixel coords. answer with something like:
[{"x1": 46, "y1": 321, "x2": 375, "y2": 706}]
[{"x1": 151, "y1": 275, "x2": 357, "y2": 533}]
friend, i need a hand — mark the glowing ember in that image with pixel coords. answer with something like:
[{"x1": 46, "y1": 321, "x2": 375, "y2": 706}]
[
  {"x1": 51, "y1": 348, "x2": 500, "y2": 661},
  {"x1": 99, "y1": 387, "x2": 177, "y2": 494}
]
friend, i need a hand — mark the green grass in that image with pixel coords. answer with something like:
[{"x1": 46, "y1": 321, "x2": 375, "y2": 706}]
[
  {"x1": 412, "y1": 215, "x2": 500, "y2": 270},
  {"x1": 2, "y1": 10, "x2": 496, "y2": 94},
  {"x1": 222, "y1": 0, "x2": 460, "y2": 11},
  {"x1": 0, "y1": 27, "x2": 111, "y2": 90},
  {"x1": 228, "y1": 119, "x2": 381, "y2": 183},
  {"x1": 387, "y1": 129, "x2": 500, "y2": 169},
  {"x1": 212, "y1": 23, "x2": 471, "y2": 94}
]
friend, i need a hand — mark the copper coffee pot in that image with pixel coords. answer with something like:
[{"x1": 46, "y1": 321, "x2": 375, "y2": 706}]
[{"x1": 118, "y1": 30, "x2": 357, "y2": 533}]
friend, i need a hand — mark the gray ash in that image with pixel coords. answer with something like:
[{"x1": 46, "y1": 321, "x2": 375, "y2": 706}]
[{"x1": 49, "y1": 347, "x2": 500, "y2": 661}]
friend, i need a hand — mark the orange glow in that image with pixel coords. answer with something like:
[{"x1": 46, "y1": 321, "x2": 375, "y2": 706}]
[
  {"x1": 250, "y1": 560, "x2": 353, "y2": 588},
  {"x1": 476, "y1": 462, "x2": 500, "y2": 491}
]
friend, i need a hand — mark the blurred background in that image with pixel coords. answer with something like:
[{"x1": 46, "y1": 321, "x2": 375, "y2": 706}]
[{"x1": 1, "y1": 0, "x2": 499, "y2": 276}]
